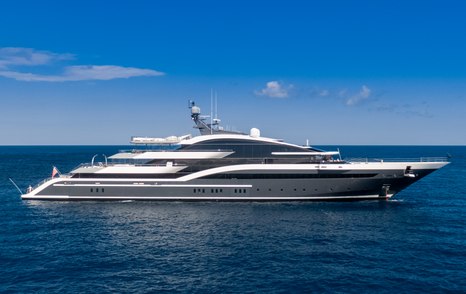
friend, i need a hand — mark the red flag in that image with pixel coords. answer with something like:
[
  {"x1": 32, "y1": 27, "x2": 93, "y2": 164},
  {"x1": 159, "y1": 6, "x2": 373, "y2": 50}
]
[{"x1": 52, "y1": 166, "x2": 59, "y2": 178}]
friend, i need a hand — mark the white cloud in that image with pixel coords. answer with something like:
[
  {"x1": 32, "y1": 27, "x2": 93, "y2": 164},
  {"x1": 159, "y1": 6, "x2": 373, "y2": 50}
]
[
  {"x1": 0, "y1": 47, "x2": 164, "y2": 82},
  {"x1": 0, "y1": 65, "x2": 163, "y2": 82},
  {"x1": 255, "y1": 81, "x2": 291, "y2": 98},
  {"x1": 0, "y1": 47, "x2": 73, "y2": 68},
  {"x1": 345, "y1": 85, "x2": 371, "y2": 106},
  {"x1": 64, "y1": 65, "x2": 163, "y2": 80}
]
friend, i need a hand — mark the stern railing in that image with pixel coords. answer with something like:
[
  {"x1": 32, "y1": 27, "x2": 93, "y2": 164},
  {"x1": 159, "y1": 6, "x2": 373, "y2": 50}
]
[{"x1": 31, "y1": 174, "x2": 71, "y2": 191}]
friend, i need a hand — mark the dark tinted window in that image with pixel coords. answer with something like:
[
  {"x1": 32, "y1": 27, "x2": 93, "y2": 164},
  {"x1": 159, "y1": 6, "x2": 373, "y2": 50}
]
[{"x1": 181, "y1": 139, "x2": 315, "y2": 158}]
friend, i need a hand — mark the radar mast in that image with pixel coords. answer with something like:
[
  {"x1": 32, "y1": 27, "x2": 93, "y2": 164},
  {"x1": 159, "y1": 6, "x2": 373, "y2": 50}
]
[{"x1": 188, "y1": 100, "x2": 243, "y2": 135}]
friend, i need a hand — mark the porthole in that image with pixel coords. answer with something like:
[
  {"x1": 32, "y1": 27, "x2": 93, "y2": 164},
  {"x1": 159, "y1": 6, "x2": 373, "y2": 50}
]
[
  {"x1": 102, "y1": 188, "x2": 104, "y2": 193},
  {"x1": 96, "y1": 188, "x2": 99, "y2": 193},
  {"x1": 90, "y1": 188, "x2": 93, "y2": 192}
]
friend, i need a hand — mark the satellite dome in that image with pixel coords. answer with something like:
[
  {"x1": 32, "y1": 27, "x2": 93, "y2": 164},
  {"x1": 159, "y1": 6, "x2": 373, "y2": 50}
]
[
  {"x1": 250, "y1": 128, "x2": 261, "y2": 138},
  {"x1": 191, "y1": 106, "x2": 201, "y2": 114}
]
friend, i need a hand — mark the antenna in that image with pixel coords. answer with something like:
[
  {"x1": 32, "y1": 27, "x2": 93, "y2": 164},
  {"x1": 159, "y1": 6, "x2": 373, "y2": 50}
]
[
  {"x1": 215, "y1": 91, "x2": 218, "y2": 120},
  {"x1": 210, "y1": 88, "x2": 213, "y2": 134}
]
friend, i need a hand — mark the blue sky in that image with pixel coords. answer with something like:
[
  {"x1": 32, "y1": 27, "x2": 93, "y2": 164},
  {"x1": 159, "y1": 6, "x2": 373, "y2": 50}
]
[{"x1": 1, "y1": 0, "x2": 465, "y2": 145}]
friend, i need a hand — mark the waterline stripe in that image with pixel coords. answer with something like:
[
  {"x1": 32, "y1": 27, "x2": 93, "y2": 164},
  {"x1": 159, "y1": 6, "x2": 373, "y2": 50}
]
[{"x1": 22, "y1": 194, "x2": 389, "y2": 200}]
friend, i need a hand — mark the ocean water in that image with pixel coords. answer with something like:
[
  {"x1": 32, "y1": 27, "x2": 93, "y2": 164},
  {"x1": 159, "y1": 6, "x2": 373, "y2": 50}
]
[{"x1": 1, "y1": 146, "x2": 465, "y2": 293}]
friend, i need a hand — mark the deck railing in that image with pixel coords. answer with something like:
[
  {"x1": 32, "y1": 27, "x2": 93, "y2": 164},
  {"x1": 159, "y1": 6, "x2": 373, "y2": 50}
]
[
  {"x1": 31, "y1": 174, "x2": 71, "y2": 190},
  {"x1": 346, "y1": 157, "x2": 449, "y2": 163},
  {"x1": 71, "y1": 162, "x2": 185, "y2": 170}
]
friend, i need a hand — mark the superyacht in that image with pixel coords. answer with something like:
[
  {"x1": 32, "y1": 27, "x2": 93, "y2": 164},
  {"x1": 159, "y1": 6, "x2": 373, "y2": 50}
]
[{"x1": 21, "y1": 101, "x2": 448, "y2": 201}]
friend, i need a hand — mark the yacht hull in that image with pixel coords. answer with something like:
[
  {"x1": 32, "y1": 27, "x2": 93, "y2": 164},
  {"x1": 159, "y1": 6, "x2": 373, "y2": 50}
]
[{"x1": 22, "y1": 162, "x2": 447, "y2": 201}]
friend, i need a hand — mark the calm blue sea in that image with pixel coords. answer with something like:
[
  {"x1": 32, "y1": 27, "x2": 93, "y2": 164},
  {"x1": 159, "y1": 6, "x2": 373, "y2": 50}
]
[{"x1": 1, "y1": 146, "x2": 465, "y2": 293}]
